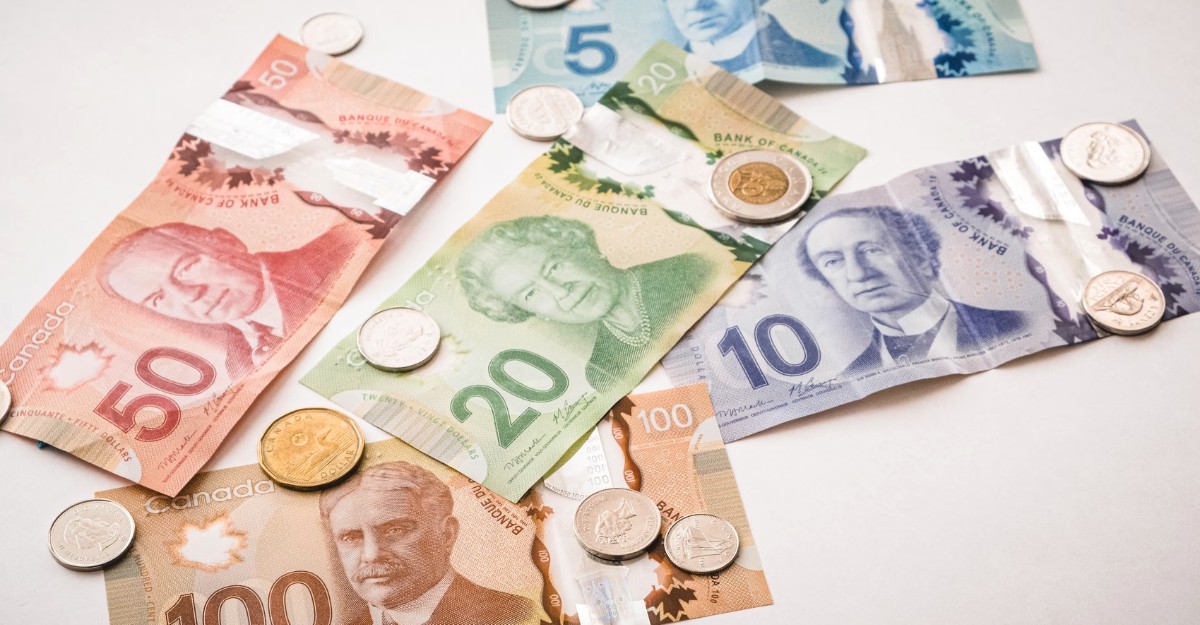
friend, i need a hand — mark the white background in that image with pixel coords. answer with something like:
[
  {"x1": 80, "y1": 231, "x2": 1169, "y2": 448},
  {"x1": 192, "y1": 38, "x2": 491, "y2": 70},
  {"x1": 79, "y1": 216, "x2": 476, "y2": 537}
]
[{"x1": 2, "y1": 1, "x2": 1199, "y2": 623}]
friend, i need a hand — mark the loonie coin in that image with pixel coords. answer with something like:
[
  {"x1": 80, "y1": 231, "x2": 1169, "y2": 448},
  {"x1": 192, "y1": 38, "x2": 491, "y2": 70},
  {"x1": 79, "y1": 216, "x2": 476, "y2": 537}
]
[
  {"x1": 300, "y1": 13, "x2": 365, "y2": 56},
  {"x1": 1081, "y1": 270, "x2": 1166, "y2": 336},
  {"x1": 664, "y1": 513, "x2": 740, "y2": 574},
  {"x1": 0, "y1": 379, "x2": 10, "y2": 425},
  {"x1": 1060, "y1": 122, "x2": 1151, "y2": 185},
  {"x1": 574, "y1": 488, "x2": 661, "y2": 560},
  {"x1": 709, "y1": 149, "x2": 813, "y2": 224},
  {"x1": 48, "y1": 498, "x2": 135, "y2": 571},
  {"x1": 259, "y1": 408, "x2": 365, "y2": 490},
  {"x1": 508, "y1": 0, "x2": 574, "y2": 9},
  {"x1": 357, "y1": 307, "x2": 442, "y2": 372},
  {"x1": 507, "y1": 85, "x2": 585, "y2": 141}
]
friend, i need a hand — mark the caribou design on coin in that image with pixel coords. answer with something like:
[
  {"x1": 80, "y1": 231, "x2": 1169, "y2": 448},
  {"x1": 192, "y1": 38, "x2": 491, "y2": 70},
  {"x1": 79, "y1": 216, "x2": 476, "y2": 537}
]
[{"x1": 574, "y1": 488, "x2": 660, "y2": 560}]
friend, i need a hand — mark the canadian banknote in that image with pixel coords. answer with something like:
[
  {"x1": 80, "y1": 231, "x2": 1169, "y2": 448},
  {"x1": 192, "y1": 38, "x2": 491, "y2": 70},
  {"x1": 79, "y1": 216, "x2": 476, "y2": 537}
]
[
  {"x1": 102, "y1": 384, "x2": 770, "y2": 625},
  {"x1": 664, "y1": 121, "x2": 1200, "y2": 441},
  {"x1": 488, "y1": 0, "x2": 1038, "y2": 110},
  {"x1": 0, "y1": 36, "x2": 490, "y2": 495},
  {"x1": 302, "y1": 41, "x2": 866, "y2": 501}
]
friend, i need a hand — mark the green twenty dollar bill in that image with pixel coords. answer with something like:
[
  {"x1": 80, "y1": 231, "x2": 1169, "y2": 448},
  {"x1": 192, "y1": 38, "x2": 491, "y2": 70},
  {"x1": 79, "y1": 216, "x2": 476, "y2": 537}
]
[{"x1": 302, "y1": 42, "x2": 865, "y2": 501}]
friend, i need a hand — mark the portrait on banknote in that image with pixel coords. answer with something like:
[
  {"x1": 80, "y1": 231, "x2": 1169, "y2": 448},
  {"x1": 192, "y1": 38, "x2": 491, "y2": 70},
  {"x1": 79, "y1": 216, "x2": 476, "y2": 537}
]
[
  {"x1": 457, "y1": 215, "x2": 716, "y2": 391},
  {"x1": 319, "y1": 461, "x2": 539, "y2": 625},
  {"x1": 796, "y1": 205, "x2": 1029, "y2": 376},
  {"x1": 97, "y1": 222, "x2": 361, "y2": 378}
]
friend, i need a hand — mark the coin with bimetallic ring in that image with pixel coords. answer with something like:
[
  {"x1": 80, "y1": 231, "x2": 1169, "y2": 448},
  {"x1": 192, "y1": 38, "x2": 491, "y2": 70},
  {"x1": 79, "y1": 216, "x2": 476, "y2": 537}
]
[
  {"x1": 709, "y1": 149, "x2": 813, "y2": 224},
  {"x1": 259, "y1": 408, "x2": 365, "y2": 490},
  {"x1": 574, "y1": 488, "x2": 661, "y2": 560},
  {"x1": 48, "y1": 498, "x2": 136, "y2": 571},
  {"x1": 357, "y1": 307, "x2": 442, "y2": 372}
]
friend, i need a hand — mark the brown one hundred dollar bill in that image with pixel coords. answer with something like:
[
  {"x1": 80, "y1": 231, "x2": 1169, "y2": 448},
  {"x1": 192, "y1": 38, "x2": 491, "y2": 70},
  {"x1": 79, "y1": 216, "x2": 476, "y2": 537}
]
[{"x1": 101, "y1": 384, "x2": 771, "y2": 624}]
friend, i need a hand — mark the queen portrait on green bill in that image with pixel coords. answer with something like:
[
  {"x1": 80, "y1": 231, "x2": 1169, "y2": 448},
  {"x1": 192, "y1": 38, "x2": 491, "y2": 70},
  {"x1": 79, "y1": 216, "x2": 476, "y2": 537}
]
[{"x1": 458, "y1": 215, "x2": 715, "y2": 391}]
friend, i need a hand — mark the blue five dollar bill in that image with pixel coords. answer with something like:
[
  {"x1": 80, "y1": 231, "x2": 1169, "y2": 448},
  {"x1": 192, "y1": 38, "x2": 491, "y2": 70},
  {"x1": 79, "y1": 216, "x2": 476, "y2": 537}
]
[
  {"x1": 488, "y1": 0, "x2": 1038, "y2": 111},
  {"x1": 664, "y1": 121, "x2": 1200, "y2": 441}
]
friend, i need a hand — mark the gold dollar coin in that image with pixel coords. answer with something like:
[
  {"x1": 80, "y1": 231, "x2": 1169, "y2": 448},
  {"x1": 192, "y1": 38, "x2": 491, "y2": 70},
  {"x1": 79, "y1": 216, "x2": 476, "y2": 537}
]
[{"x1": 258, "y1": 408, "x2": 365, "y2": 490}]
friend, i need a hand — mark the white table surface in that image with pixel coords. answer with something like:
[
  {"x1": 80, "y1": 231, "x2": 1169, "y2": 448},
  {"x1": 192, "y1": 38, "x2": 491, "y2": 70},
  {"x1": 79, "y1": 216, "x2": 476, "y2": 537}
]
[{"x1": 2, "y1": 1, "x2": 1199, "y2": 623}]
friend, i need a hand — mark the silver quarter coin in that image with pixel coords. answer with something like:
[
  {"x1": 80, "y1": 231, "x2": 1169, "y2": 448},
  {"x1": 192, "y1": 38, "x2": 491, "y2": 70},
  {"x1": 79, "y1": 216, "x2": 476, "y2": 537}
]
[
  {"x1": 1060, "y1": 122, "x2": 1151, "y2": 185},
  {"x1": 300, "y1": 13, "x2": 365, "y2": 56},
  {"x1": 664, "y1": 513, "x2": 740, "y2": 574},
  {"x1": 709, "y1": 149, "x2": 813, "y2": 224},
  {"x1": 574, "y1": 488, "x2": 661, "y2": 560},
  {"x1": 507, "y1": 85, "x2": 585, "y2": 141},
  {"x1": 48, "y1": 498, "x2": 136, "y2": 571},
  {"x1": 357, "y1": 307, "x2": 441, "y2": 372},
  {"x1": 0, "y1": 379, "x2": 11, "y2": 425},
  {"x1": 508, "y1": 0, "x2": 574, "y2": 9},
  {"x1": 1082, "y1": 270, "x2": 1166, "y2": 336}
]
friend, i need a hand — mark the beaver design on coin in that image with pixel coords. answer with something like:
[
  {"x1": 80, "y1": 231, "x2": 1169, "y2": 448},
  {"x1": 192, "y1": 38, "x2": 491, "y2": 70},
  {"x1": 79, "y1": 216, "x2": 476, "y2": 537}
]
[
  {"x1": 258, "y1": 408, "x2": 365, "y2": 490},
  {"x1": 1081, "y1": 270, "x2": 1165, "y2": 336}
]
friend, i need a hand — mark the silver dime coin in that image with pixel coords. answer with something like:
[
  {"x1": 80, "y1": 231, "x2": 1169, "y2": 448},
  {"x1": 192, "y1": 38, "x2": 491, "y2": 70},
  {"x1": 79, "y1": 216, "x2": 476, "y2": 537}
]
[
  {"x1": 357, "y1": 307, "x2": 441, "y2": 372},
  {"x1": 508, "y1": 0, "x2": 574, "y2": 9},
  {"x1": 0, "y1": 379, "x2": 11, "y2": 425},
  {"x1": 1060, "y1": 122, "x2": 1151, "y2": 185},
  {"x1": 574, "y1": 488, "x2": 661, "y2": 560},
  {"x1": 709, "y1": 149, "x2": 813, "y2": 224},
  {"x1": 507, "y1": 85, "x2": 585, "y2": 141},
  {"x1": 300, "y1": 13, "x2": 365, "y2": 56},
  {"x1": 1082, "y1": 270, "x2": 1166, "y2": 336},
  {"x1": 664, "y1": 513, "x2": 740, "y2": 574},
  {"x1": 48, "y1": 498, "x2": 136, "y2": 571}
]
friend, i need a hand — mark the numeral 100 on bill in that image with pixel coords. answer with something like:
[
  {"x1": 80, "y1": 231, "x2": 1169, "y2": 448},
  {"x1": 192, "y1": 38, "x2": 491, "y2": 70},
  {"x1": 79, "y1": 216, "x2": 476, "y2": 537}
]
[{"x1": 166, "y1": 571, "x2": 330, "y2": 625}]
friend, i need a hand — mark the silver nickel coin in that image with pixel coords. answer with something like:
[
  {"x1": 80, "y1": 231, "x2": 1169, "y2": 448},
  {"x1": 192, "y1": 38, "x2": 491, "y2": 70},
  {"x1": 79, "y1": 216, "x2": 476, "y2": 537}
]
[
  {"x1": 357, "y1": 307, "x2": 442, "y2": 372},
  {"x1": 48, "y1": 498, "x2": 136, "y2": 571},
  {"x1": 300, "y1": 13, "x2": 365, "y2": 56},
  {"x1": 508, "y1": 0, "x2": 574, "y2": 9},
  {"x1": 1060, "y1": 122, "x2": 1151, "y2": 185},
  {"x1": 0, "y1": 379, "x2": 10, "y2": 425},
  {"x1": 664, "y1": 513, "x2": 740, "y2": 574},
  {"x1": 1082, "y1": 270, "x2": 1166, "y2": 336},
  {"x1": 709, "y1": 149, "x2": 813, "y2": 224},
  {"x1": 574, "y1": 488, "x2": 661, "y2": 560},
  {"x1": 507, "y1": 85, "x2": 585, "y2": 141}
]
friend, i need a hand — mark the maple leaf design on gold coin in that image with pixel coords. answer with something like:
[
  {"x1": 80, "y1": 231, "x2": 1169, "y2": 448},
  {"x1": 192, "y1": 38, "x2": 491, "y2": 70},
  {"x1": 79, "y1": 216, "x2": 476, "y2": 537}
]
[{"x1": 170, "y1": 513, "x2": 247, "y2": 573}]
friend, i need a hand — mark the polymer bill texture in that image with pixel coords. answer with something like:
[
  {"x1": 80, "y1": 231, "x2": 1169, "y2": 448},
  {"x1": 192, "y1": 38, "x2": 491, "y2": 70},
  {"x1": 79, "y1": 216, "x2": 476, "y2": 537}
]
[
  {"x1": 0, "y1": 36, "x2": 489, "y2": 495},
  {"x1": 488, "y1": 0, "x2": 1038, "y2": 110},
  {"x1": 665, "y1": 121, "x2": 1200, "y2": 441},
  {"x1": 302, "y1": 42, "x2": 865, "y2": 501}
]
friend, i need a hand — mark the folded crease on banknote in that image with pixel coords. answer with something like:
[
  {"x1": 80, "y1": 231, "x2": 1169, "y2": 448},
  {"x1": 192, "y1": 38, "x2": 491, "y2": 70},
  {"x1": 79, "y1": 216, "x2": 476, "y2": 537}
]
[
  {"x1": 302, "y1": 41, "x2": 866, "y2": 502},
  {"x1": 0, "y1": 35, "x2": 490, "y2": 495},
  {"x1": 100, "y1": 385, "x2": 771, "y2": 625},
  {"x1": 665, "y1": 120, "x2": 1200, "y2": 441},
  {"x1": 488, "y1": 0, "x2": 1039, "y2": 111}
]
